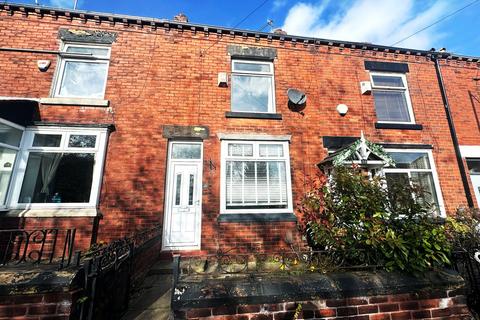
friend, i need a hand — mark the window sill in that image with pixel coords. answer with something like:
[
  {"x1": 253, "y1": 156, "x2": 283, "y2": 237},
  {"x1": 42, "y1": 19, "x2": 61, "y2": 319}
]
[
  {"x1": 375, "y1": 122, "x2": 423, "y2": 130},
  {"x1": 225, "y1": 112, "x2": 282, "y2": 120},
  {"x1": 40, "y1": 97, "x2": 110, "y2": 107},
  {"x1": 0, "y1": 208, "x2": 101, "y2": 218},
  {"x1": 218, "y1": 213, "x2": 297, "y2": 223}
]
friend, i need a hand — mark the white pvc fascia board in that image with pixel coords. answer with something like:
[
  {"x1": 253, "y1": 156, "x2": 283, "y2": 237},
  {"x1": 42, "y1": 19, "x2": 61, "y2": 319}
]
[{"x1": 460, "y1": 146, "x2": 480, "y2": 158}]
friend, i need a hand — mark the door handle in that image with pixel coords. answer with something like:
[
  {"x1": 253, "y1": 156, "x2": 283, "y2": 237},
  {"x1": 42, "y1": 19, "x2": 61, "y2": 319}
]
[{"x1": 195, "y1": 200, "x2": 200, "y2": 206}]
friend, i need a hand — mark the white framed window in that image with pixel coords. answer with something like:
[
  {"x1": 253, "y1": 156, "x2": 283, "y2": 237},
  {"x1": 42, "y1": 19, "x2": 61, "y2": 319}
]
[
  {"x1": 52, "y1": 43, "x2": 111, "y2": 99},
  {"x1": 231, "y1": 60, "x2": 276, "y2": 113},
  {"x1": 6, "y1": 127, "x2": 108, "y2": 209},
  {"x1": 383, "y1": 149, "x2": 445, "y2": 216},
  {"x1": 370, "y1": 72, "x2": 415, "y2": 124},
  {"x1": 0, "y1": 119, "x2": 24, "y2": 208},
  {"x1": 220, "y1": 140, "x2": 293, "y2": 214}
]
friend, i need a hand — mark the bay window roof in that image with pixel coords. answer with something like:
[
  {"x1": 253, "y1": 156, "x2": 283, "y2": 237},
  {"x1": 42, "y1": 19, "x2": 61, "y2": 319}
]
[{"x1": 318, "y1": 132, "x2": 395, "y2": 169}]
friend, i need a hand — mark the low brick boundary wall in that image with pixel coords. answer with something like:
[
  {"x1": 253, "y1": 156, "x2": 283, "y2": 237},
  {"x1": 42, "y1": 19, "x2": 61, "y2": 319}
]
[
  {"x1": 0, "y1": 226, "x2": 163, "y2": 319},
  {"x1": 177, "y1": 293, "x2": 471, "y2": 319},
  {"x1": 0, "y1": 267, "x2": 82, "y2": 320},
  {"x1": 0, "y1": 290, "x2": 81, "y2": 320},
  {"x1": 173, "y1": 270, "x2": 473, "y2": 320}
]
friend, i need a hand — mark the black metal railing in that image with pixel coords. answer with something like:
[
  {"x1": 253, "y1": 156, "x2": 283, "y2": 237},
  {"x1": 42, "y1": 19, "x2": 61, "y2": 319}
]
[
  {"x1": 0, "y1": 228, "x2": 76, "y2": 268},
  {"x1": 452, "y1": 249, "x2": 480, "y2": 314},
  {"x1": 75, "y1": 224, "x2": 162, "y2": 320},
  {"x1": 0, "y1": 225, "x2": 163, "y2": 319}
]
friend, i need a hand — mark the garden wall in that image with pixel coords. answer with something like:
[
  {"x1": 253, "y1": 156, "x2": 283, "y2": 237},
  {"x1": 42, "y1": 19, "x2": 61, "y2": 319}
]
[
  {"x1": 0, "y1": 226, "x2": 162, "y2": 319},
  {"x1": 0, "y1": 267, "x2": 81, "y2": 320},
  {"x1": 172, "y1": 270, "x2": 473, "y2": 320}
]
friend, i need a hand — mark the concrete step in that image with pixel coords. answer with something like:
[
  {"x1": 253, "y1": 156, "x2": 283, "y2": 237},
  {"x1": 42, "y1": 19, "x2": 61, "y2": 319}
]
[{"x1": 148, "y1": 260, "x2": 173, "y2": 275}]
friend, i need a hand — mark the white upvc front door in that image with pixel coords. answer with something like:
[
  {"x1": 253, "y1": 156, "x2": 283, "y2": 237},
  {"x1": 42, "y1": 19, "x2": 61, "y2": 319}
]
[{"x1": 162, "y1": 141, "x2": 203, "y2": 250}]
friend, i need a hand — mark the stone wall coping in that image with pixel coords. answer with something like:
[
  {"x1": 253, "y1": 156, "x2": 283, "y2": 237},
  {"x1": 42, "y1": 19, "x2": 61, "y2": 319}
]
[
  {"x1": 0, "y1": 208, "x2": 100, "y2": 217},
  {"x1": 0, "y1": 266, "x2": 81, "y2": 296},
  {"x1": 39, "y1": 97, "x2": 109, "y2": 107},
  {"x1": 172, "y1": 269, "x2": 465, "y2": 310}
]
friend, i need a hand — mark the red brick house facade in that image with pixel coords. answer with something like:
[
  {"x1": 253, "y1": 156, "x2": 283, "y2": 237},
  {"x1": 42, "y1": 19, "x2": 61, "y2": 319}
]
[{"x1": 0, "y1": 3, "x2": 479, "y2": 254}]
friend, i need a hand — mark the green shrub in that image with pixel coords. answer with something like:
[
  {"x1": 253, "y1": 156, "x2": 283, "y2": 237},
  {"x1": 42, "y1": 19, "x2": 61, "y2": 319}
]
[
  {"x1": 445, "y1": 207, "x2": 480, "y2": 252},
  {"x1": 298, "y1": 166, "x2": 457, "y2": 274}
]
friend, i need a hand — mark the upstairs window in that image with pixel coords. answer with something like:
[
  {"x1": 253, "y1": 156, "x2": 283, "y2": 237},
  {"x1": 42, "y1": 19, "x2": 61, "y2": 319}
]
[
  {"x1": 221, "y1": 140, "x2": 292, "y2": 214},
  {"x1": 53, "y1": 43, "x2": 111, "y2": 99},
  {"x1": 231, "y1": 60, "x2": 275, "y2": 113},
  {"x1": 370, "y1": 72, "x2": 415, "y2": 123}
]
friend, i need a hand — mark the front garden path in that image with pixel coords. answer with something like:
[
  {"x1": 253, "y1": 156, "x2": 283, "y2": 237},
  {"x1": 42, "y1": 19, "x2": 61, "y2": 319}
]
[{"x1": 121, "y1": 261, "x2": 173, "y2": 320}]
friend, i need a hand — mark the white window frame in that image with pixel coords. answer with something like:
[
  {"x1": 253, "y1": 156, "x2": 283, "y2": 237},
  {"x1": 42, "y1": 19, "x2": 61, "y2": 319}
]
[
  {"x1": 370, "y1": 72, "x2": 416, "y2": 124},
  {"x1": 230, "y1": 59, "x2": 276, "y2": 113},
  {"x1": 52, "y1": 43, "x2": 111, "y2": 99},
  {"x1": 382, "y1": 149, "x2": 445, "y2": 216},
  {"x1": 220, "y1": 140, "x2": 293, "y2": 214},
  {"x1": 0, "y1": 118, "x2": 25, "y2": 209},
  {"x1": 6, "y1": 126, "x2": 108, "y2": 209}
]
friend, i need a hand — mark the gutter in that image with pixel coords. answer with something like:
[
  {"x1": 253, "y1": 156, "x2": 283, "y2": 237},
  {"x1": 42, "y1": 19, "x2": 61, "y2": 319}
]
[{"x1": 432, "y1": 55, "x2": 475, "y2": 207}]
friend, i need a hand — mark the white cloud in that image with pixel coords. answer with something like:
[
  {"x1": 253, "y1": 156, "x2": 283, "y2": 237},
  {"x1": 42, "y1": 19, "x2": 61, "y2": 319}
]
[
  {"x1": 281, "y1": 0, "x2": 451, "y2": 49},
  {"x1": 273, "y1": 0, "x2": 288, "y2": 11}
]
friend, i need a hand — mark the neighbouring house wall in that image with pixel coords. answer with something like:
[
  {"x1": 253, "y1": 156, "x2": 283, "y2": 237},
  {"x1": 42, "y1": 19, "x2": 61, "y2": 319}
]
[
  {"x1": 441, "y1": 63, "x2": 480, "y2": 146},
  {"x1": 441, "y1": 62, "x2": 480, "y2": 208},
  {"x1": 0, "y1": 5, "x2": 477, "y2": 253}
]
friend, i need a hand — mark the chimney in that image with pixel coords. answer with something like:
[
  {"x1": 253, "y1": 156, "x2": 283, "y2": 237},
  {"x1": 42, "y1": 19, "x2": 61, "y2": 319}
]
[
  {"x1": 174, "y1": 13, "x2": 188, "y2": 23},
  {"x1": 273, "y1": 28, "x2": 287, "y2": 35}
]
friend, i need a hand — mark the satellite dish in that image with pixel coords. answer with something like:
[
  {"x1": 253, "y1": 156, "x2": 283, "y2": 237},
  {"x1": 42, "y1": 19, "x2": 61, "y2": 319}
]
[{"x1": 287, "y1": 88, "x2": 307, "y2": 112}]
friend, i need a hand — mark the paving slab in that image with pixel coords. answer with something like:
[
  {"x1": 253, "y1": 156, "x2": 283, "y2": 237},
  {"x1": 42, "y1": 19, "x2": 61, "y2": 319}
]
[{"x1": 122, "y1": 274, "x2": 172, "y2": 320}]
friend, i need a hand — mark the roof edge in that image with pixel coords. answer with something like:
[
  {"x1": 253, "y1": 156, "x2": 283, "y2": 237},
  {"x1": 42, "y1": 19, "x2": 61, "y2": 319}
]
[{"x1": 1, "y1": 2, "x2": 479, "y2": 63}]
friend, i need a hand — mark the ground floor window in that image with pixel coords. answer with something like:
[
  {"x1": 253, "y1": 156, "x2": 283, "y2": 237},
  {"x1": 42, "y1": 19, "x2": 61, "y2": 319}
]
[
  {"x1": 0, "y1": 119, "x2": 24, "y2": 207},
  {"x1": 3, "y1": 126, "x2": 108, "y2": 209},
  {"x1": 19, "y1": 152, "x2": 95, "y2": 204},
  {"x1": 220, "y1": 140, "x2": 292, "y2": 214},
  {"x1": 383, "y1": 150, "x2": 444, "y2": 215}
]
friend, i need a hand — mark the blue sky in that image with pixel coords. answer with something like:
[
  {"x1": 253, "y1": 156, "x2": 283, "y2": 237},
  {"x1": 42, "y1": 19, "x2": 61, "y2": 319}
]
[{"x1": 8, "y1": 0, "x2": 480, "y2": 56}]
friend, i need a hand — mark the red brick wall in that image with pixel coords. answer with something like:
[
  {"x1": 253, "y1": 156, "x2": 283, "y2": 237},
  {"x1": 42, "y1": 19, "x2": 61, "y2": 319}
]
[
  {"x1": 0, "y1": 7, "x2": 476, "y2": 253},
  {"x1": 176, "y1": 292, "x2": 471, "y2": 320},
  {"x1": 441, "y1": 61, "x2": 480, "y2": 146},
  {"x1": 0, "y1": 217, "x2": 93, "y2": 252},
  {"x1": 0, "y1": 290, "x2": 79, "y2": 320},
  {"x1": 440, "y1": 60, "x2": 480, "y2": 207}
]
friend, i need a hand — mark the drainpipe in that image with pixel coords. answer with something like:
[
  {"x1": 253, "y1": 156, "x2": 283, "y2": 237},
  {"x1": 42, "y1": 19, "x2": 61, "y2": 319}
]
[{"x1": 432, "y1": 54, "x2": 474, "y2": 208}]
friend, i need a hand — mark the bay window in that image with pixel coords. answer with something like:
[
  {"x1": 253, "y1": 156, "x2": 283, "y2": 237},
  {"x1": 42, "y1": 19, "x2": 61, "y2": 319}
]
[
  {"x1": 6, "y1": 127, "x2": 108, "y2": 209},
  {"x1": 0, "y1": 119, "x2": 24, "y2": 207},
  {"x1": 221, "y1": 140, "x2": 292, "y2": 214},
  {"x1": 383, "y1": 150, "x2": 444, "y2": 215}
]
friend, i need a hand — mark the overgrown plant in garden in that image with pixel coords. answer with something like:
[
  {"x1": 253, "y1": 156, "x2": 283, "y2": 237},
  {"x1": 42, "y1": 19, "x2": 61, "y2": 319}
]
[{"x1": 298, "y1": 165, "x2": 479, "y2": 274}]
